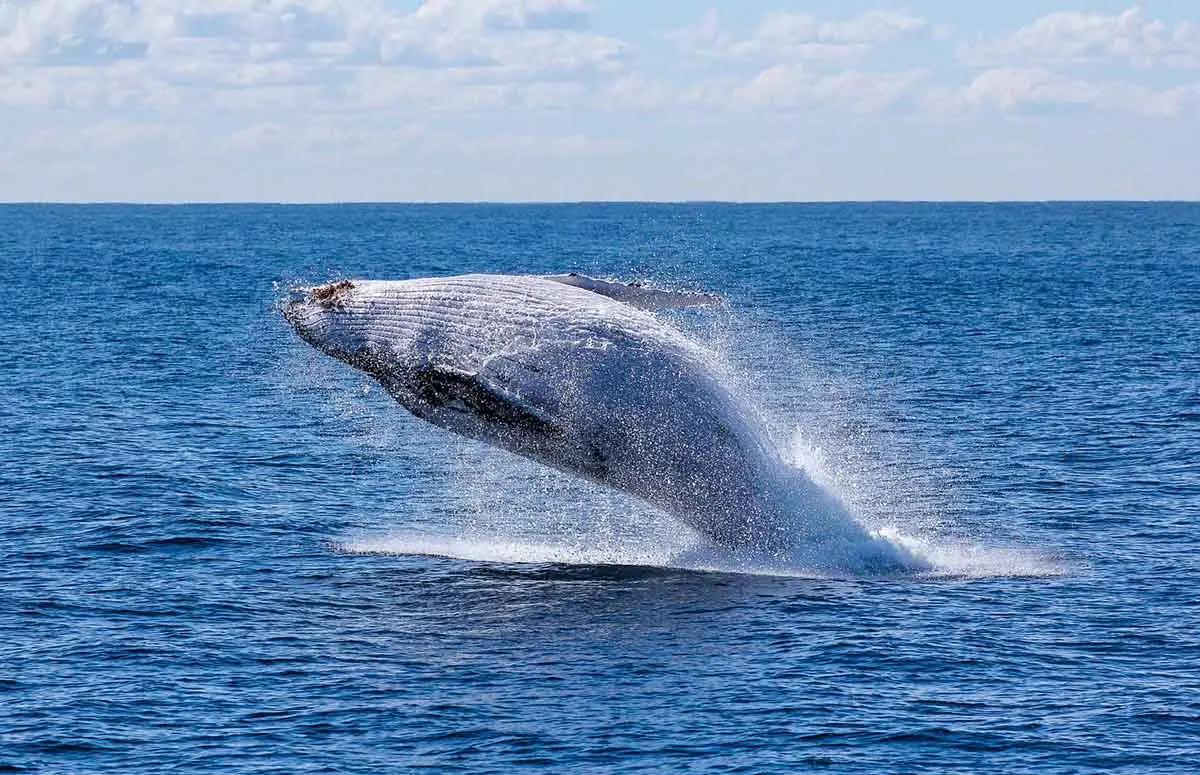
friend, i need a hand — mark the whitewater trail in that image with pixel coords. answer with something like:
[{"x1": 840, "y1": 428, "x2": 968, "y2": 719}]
[{"x1": 337, "y1": 530, "x2": 1063, "y2": 580}]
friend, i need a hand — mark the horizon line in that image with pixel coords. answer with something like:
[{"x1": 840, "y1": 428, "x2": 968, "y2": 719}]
[{"x1": 2, "y1": 199, "x2": 1199, "y2": 206}]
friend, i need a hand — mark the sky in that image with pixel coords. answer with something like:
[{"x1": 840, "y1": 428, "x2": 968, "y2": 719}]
[{"x1": 1, "y1": 0, "x2": 1198, "y2": 201}]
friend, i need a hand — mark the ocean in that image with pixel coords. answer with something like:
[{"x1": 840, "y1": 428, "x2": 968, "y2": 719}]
[{"x1": 2, "y1": 202, "x2": 1197, "y2": 773}]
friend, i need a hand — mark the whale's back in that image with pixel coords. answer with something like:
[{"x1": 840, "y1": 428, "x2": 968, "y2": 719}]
[{"x1": 345, "y1": 274, "x2": 716, "y2": 373}]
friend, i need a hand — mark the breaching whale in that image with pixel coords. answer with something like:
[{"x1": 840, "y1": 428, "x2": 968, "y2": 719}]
[{"x1": 285, "y1": 273, "x2": 913, "y2": 568}]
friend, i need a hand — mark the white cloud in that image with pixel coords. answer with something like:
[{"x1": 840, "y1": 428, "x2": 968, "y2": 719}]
[
  {"x1": 448, "y1": 131, "x2": 625, "y2": 157},
  {"x1": 0, "y1": 0, "x2": 625, "y2": 111},
  {"x1": 0, "y1": 58, "x2": 181, "y2": 109},
  {"x1": 414, "y1": 0, "x2": 592, "y2": 34},
  {"x1": 944, "y1": 8, "x2": 1200, "y2": 118},
  {"x1": 656, "y1": 8, "x2": 928, "y2": 116},
  {"x1": 217, "y1": 120, "x2": 430, "y2": 156},
  {"x1": 3, "y1": 3, "x2": 1200, "y2": 201},
  {"x1": 737, "y1": 64, "x2": 923, "y2": 111},
  {"x1": 948, "y1": 67, "x2": 1199, "y2": 117},
  {"x1": 670, "y1": 8, "x2": 926, "y2": 62},
  {"x1": 26, "y1": 118, "x2": 191, "y2": 152},
  {"x1": 362, "y1": 0, "x2": 622, "y2": 74},
  {"x1": 968, "y1": 7, "x2": 1200, "y2": 69},
  {"x1": 0, "y1": 0, "x2": 148, "y2": 64}
]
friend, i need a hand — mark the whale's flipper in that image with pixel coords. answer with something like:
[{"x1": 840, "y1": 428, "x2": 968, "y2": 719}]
[
  {"x1": 405, "y1": 362, "x2": 612, "y2": 481},
  {"x1": 544, "y1": 273, "x2": 724, "y2": 311},
  {"x1": 410, "y1": 364, "x2": 557, "y2": 436}
]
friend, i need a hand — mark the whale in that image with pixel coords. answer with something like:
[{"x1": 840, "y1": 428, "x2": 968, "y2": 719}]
[{"x1": 284, "y1": 273, "x2": 913, "y2": 568}]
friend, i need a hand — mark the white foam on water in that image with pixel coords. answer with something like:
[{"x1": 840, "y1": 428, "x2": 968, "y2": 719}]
[
  {"x1": 893, "y1": 535, "x2": 1068, "y2": 579},
  {"x1": 340, "y1": 532, "x2": 692, "y2": 570},
  {"x1": 337, "y1": 527, "x2": 1064, "y2": 580},
  {"x1": 338, "y1": 523, "x2": 1064, "y2": 580},
  {"x1": 336, "y1": 529, "x2": 861, "y2": 579},
  {"x1": 766, "y1": 423, "x2": 1064, "y2": 580}
]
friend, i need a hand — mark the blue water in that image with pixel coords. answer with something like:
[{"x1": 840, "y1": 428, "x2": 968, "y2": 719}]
[{"x1": 2, "y1": 203, "x2": 1197, "y2": 773}]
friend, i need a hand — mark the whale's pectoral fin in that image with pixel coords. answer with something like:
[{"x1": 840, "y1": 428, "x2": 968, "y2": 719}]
[
  {"x1": 409, "y1": 363, "x2": 611, "y2": 480},
  {"x1": 543, "y1": 273, "x2": 725, "y2": 311},
  {"x1": 411, "y1": 364, "x2": 558, "y2": 437}
]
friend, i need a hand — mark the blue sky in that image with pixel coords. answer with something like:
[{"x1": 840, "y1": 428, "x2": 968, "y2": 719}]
[{"x1": 1, "y1": 0, "x2": 1198, "y2": 201}]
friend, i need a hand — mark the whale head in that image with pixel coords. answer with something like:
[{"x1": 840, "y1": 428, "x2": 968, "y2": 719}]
[
  {"x1": 283, "y1": 276, "x2": 595, "y2": 464},
  {"x1": 283, "y1": 279, "x2": 378, "y2": 370},
  {"x1": 284, "y1": 276, "x2": 557, "y2": 375}
]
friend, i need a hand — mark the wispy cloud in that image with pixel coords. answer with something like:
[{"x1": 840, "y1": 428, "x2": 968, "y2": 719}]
[
  {"x1": 942, "y1": 66, "x2": 1200, "y2": 117},
  {"x1": 669, "y1": 8, "x2": 926, "y2": 62},
  {"x1": 0, "y1": 0, "x2": 627, "y2": 110},
  {"x1": 964, "y1": 7, "x2": 1200, "y2": 69},
  {"x1": 2, "y1": 2, "x2": 1199, "y2": 200}
]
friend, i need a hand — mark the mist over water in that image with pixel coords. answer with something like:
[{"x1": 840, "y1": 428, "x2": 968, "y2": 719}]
[{"x1": 3, "y1": 203, "x2": 1196, "y2": 774}]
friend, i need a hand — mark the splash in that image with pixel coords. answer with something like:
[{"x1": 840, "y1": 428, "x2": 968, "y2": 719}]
[
  {"x1": 333, "y1": 434, "x2": 1062, "y2": 580},
  {"x1": 327, "y1": 421, "x2": 1064, "y2": 580},
  {"x1": 297, "y1": 281, "x2": 1062, "y2": 581},
  {"x1": 337, "y1": 528, "x2": 1063, "y2": 580}
]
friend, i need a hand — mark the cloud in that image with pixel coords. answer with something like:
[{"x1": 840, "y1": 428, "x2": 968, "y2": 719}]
[
  {"x1": 942, "y1": 8, "x2": 1200, "y2": 118},
  {"x1": 211, "y1": 119, "x2": 622, "y2": 171},
  {"x1": 0, "y1": 0, "x2": 625, "y2": 111},
  {"x1": 967, "y1": 7, "x2": 1200, "y2": 70},
  {"x1": 217, "y1": 120, "x2": 430, "y2": 156},
  {"x1": 670, "y1": 8, "x2": 926, "y2": 62},
  {"x1": 439, "y1": 0, "x2": 592, "y2": 34},
  {"x1": 447, "y1": 131, "x2": 625, "y2": 157},
  {"x1": 363, "y1": 0, "x2": 622, "y2": 74},
  {"x1": 26, "y1": 118, "x2": 191, "y2": 152},
  {"x1": 947, "y1": 67, "x2": 1199, "y2": 117},
  {"x1": 0, "y1": 0, "x2": 148, "y2": 64},
  {"x1": 737, "y1": 64, "x2": 923, "y2": 112},
  {"x1": 655, "y1": 8, "x2": 928, "y2": 116},
  {"x1": 4, "y1": 2, "x2": 1200, "y2": 202}
]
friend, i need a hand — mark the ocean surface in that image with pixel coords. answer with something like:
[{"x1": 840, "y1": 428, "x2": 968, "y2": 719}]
[{"x1": 2, "y1": 202, "x2": 1197, "y2": 773}]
